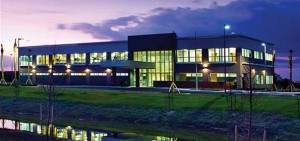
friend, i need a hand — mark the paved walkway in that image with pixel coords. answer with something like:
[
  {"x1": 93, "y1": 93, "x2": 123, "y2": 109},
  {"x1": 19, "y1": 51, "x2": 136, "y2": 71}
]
[{"x1": 37, "y1": 85, "x2": 300, "y2": 97}]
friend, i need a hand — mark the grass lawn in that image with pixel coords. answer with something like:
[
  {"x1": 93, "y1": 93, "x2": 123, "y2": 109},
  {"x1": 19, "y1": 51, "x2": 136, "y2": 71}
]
[{"x1": 0, "y1": 86, "x2": 299, "y2": 117}]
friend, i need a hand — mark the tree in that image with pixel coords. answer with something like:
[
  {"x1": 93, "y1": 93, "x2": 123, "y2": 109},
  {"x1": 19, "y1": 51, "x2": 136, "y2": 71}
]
[
  {"x1": 41, "y1": 47, "x2": 65, "y2": 141},
  {"x1": 232, "y1": 54, "x2": 264, "y2": 141}
]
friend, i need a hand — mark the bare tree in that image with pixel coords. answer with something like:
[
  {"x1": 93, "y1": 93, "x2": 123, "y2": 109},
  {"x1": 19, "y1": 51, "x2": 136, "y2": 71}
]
[
  {"x1": 41, "y1": 46, "x2": 65, "y2": 141},
  {"x1": 233, "y1": 54, "x2": 264, "y2": 141}
]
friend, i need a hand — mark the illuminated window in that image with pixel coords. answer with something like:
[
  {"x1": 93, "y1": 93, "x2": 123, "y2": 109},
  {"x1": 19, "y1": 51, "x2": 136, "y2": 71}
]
[
  {"x1": 254, "y1": 75, "x2": 264, "y2": 84},
  {"x1": 90, "y1": 52, "x2": 106, "y2": 64},
  {"x1": 177, "y1": 73, "x2": 203, "y2": 81},
  {"x1": 209, "y1": 48, "x2": 236, "y2": 62},
  {"x1": 71, "y1": 73, "x2": 86, "y2": 76},
  {"x1": 242, "y1": 48, "x2": 252, "y2": 57},
  {"x1": 210, "y1": 73, "x2": 237, "y2": 82},
  {"x1": 266, "y1": 75, "x2": 273, "y2": 84},
  {"x1": 266, "y1": 53, "x2": 273, "y2": 61},
  {"x1": 133, "y1": 50, "x2": 172, "y2": 86},
  {"x1": 20, "y1": 122, "x2": 34, "y2": 132},
  {"x1": 53, "y1": 54, "x2": 67, "y2": 64},
  {"x1": 19, "y1": 56, "x2": 32, "y2": 66},
  {"x1": 111, "y1": 52, "x2": 128, "y2": 60},
  {"x1": 20, "y1": 73, "x2": 32, "y2": 76},
  {"x1": 90, "y1": 73, "x2": 107, "y2": 76},
  {"x1": 53, "y1": 73, "x2": 67, "y2": 76},
  {"x1": 36, "y1": 73, "x2": 49, "y2": 76},
  {"x1": 116, "y1": 73, "x2": 128, "y2": 76},
  {"x1": 254, "y1": 51, "x2": 263, "y2": 60},
  {"x1": 36, "y1": 55, "x2": 49, "y2": 65},
  {"x1": 71, "y1": 53, "x2": 86, "y2": 64},
  {"x1": 177, "y1": 49, "x2": 202, "y2": 63}
]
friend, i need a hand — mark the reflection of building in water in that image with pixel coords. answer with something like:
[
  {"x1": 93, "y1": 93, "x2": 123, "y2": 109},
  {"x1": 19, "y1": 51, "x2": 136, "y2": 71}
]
[{"x1": 1, "y1": 119, "x2": 177, "y2": 141}]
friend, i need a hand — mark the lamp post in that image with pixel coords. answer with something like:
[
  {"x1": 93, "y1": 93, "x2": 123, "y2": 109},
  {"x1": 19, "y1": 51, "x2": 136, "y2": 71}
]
[
  {"x1": 224, "y1": 24, "x2": 230, "y2": 95},
  {"x1": 17, "y1": 38, "x2": 24, "y2": 83},
  {"x1": 261, "y1": 43, "x2": 267, "y2": 91},
  {"x1": 195, "y1": 32, "x2": 198, "y2": 90}
]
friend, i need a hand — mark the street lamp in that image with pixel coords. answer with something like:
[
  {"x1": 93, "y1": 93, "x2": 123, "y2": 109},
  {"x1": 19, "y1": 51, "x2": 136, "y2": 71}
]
[
  {"x1": 224, "y1": 24, "x2": 230, "y2": 95},
  {"x1": 261, "y1": 43, "x2": 267, "y2": 91},
  {"x1": 18, "y1": 38, "x2": 24, "y2": 82},
  {"x1": 195, "y1": 32, "x2": 198, "y2": 90}
]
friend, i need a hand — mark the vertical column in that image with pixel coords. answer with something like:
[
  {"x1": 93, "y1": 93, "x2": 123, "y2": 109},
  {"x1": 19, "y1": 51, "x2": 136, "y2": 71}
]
[
  {"x1": 236, "y1": 48, "x2": 242, "y2": 89},
  {"x1": 86, "y1": 69, "x2": 90, "y2": 85},
  {"x1": 87, "y1": 130, "x2": 91, "y2": 141},
  {"x1": 67, "y1": 126, "x2": 72, "y2": 140},
  {"x1": 106, "y1": 68, "x2": 112, "y2": 85},
  {"x1": 112, "y1": 67, "x2": 117, "y2": 85},
  {"x1": 32, "y1": 55, "x2": 36, "y2": 84},
  {"x1": 135, "y1": 68, "x2": 140, "y2": 87},
  {"x1": 202, "y1": 49, "x2": 209, "y2": 82}
]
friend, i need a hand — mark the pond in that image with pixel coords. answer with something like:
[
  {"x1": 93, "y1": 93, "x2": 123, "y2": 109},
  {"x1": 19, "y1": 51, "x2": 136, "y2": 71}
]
[{"x1": 0, "y1": 118, "x2": 191, "y2": 141}]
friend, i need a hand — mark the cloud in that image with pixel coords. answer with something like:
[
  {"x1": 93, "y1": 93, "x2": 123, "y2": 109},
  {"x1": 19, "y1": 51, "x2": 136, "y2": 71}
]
[
  {"x1": 277, "y1": 57, "x2": 299, "y2": 61},
  {"x1": 58, "y1": 15, "x2": 143, "y2": 40},
  {"x1": 57, "y1": 0, "x2": 300, "y2": 80},
  {"x1": 57, "y1": 24, "x2": 66, "y2": 30}
]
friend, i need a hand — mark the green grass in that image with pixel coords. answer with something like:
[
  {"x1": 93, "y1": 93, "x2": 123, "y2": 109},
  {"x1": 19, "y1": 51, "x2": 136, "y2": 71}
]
[{"x1": 0, "y1": 86, "x2": 299, "y2": 117}]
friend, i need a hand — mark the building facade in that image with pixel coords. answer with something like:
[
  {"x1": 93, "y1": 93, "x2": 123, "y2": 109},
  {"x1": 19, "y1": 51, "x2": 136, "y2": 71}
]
[{"x1": 18, "y1": 33, "x2": 275, "y2": 89}]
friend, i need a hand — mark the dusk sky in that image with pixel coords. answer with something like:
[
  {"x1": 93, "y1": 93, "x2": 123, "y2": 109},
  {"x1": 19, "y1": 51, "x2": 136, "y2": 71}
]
[{"x1": 1, "y1": 0, "x2": 300, "y2": 81}]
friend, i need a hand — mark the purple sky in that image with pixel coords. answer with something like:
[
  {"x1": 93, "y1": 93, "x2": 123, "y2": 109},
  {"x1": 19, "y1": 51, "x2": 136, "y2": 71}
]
[{"x1": 1, "y1": 0, "x2": 299, "y2": 81}]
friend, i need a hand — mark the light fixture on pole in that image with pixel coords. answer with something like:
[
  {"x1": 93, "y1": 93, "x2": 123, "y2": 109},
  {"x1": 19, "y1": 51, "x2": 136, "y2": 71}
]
[
  {"x1": 223, "y1": 24, "x2": 230, "y2": 95},
  {"x1": 195, "y1": 32, "x2": 198, "y2": 90},
  {"x1": 261, "y1": 43, "x2": 267, "y2": 91}
]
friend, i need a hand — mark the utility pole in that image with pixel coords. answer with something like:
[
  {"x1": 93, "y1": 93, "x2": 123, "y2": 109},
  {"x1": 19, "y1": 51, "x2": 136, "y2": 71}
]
[{"x1": 287, "y1": 50, "x2": 295, "y2": 92}]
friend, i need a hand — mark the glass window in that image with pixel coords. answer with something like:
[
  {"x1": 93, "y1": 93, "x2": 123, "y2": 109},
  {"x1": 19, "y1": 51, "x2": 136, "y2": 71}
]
[
  {"x1": 116, "y1": 73, "x2": 129, "y2": 76},
  {"x1": 266, "y1": 53, "x2": 273, "y2": 61},
  {"x1": 266, "y1": 75, "x2": 273, "y2": 84},
  {"x1": 177, "y1": 73, "x2": 203, "y2": 81},
  {"x1": 242, "y1": 48, "x2": 251, "y2": 57},
  {"x1": 19, "y1": 55, "x2": 32, "y2": 66},
  {"x1": 209, "y1": 48, "x2": 236, "y2": 62},
  {"x1": 228, "y1": 48, "x2": 236, "y2": 62},
  {"x1": 53, "y1": 54, "x2": 67, "y2": 65},
  {"x1": 177, "y1": 50, "x2": 184, "y2": 62},
  {"x1": 20, "y1": 73, "x2": 32, "y2": 76},
  {"x1": 111, "y1": 52, "x2": 128, "y2": 60},
  {"x1": 36, "y1": 73, "x2": 49, "y2": 76},
  {"x1": 36, "y1": 55, "x2": 49, "y2": 65},
  {"x1": 254, "y1": 75, "x2": 264, "y2": 84},
  {"x1": 71, "y1": 53, "x2": 86, "y2": 64},
  {"x1": 71, "y1": 73, "x2": 86, "y2": 76},
  {"x1": 53, "y1": 73, "x2": 66, "y2": 76},
  {"x1": 177, "y1": 49, "x2": 202, "y2": 63},
  {"x1": 90, "y1": 52, "x2": 106, "y2": 64},
  {"x1": 133, "y1": 50, "x2": 173, "y2": 86},
  {"x1": 210, "y1": 73, "x2": 237, "y2": 82},
  {"x1": 90, "y1": 73, "x2": 107, "y2": 76},
  {"x1": 254, "y1": 51, "x2": 263, "y2": 60}
]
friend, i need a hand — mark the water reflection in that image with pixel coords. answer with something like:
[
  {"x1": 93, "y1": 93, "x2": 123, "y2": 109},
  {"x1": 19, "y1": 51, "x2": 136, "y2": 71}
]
[{"x1": 0, "y1": 119, "x2": 177, "y2": 141}]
